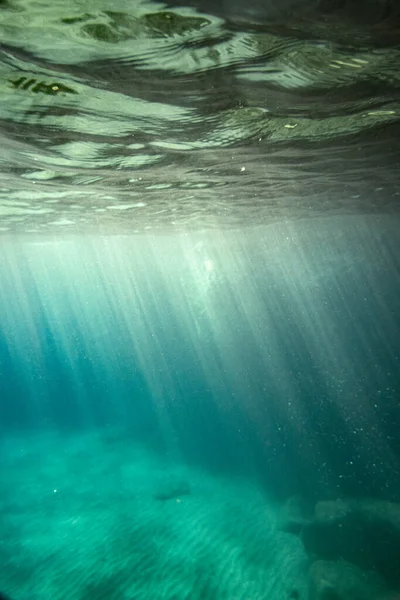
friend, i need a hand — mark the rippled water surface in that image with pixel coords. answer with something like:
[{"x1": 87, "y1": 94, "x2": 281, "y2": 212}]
[{"x1": 1, "y1": 0, "x2": 399, "y2": 234}]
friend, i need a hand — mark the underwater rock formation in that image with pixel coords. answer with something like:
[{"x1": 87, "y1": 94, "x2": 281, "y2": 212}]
[
  {"x1": 153, "y1": 474, "x2": 191, "y2": 501},
  {"x1": 280, "y1": 496, "x2": 400, "y2": 600},
  {"x1": 308, "y1": 559, "x2": 388, "y2": 600},
  {"x1": 279, "y1": 495, "x2": 313, "y2": 535},
  {"x1": 301, "y1": 499, "x2": 400, "y2": 588}
]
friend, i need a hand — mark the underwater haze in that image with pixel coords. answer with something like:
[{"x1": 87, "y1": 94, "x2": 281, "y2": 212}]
[{"x1": 1, "y1": 0, "x2": 400, "y2": 599}]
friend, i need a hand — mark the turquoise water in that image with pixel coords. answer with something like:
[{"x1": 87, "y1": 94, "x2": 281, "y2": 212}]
[
  {"x1": 1, "y1": 217, "x2": 399, "y2": 599},
  {"x1": 1, "y1": 0, "x2": 400, "y2": 597},
  {"x1": 0, "y1": 432, "x2": 307, "y2": 600}
]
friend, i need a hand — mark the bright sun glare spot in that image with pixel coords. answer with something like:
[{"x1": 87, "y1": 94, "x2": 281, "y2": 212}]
[{"x1": 204, "y1": 259, "x2": 213, "y2": 273}]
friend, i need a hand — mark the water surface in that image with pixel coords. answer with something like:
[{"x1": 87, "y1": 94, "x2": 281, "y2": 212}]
[{"x1": 1, "y1": 0, "x2": 399, "y2": 234}]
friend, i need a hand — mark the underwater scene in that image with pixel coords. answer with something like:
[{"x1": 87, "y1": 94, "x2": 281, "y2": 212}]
[{"x1": 1, "y1": 0, "x2": 400, "y2": 599}]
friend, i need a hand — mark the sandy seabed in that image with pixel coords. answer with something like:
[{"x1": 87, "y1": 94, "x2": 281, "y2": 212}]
[{"x1": 0, "y1": 430, "x2": 308, "y2": 600}]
